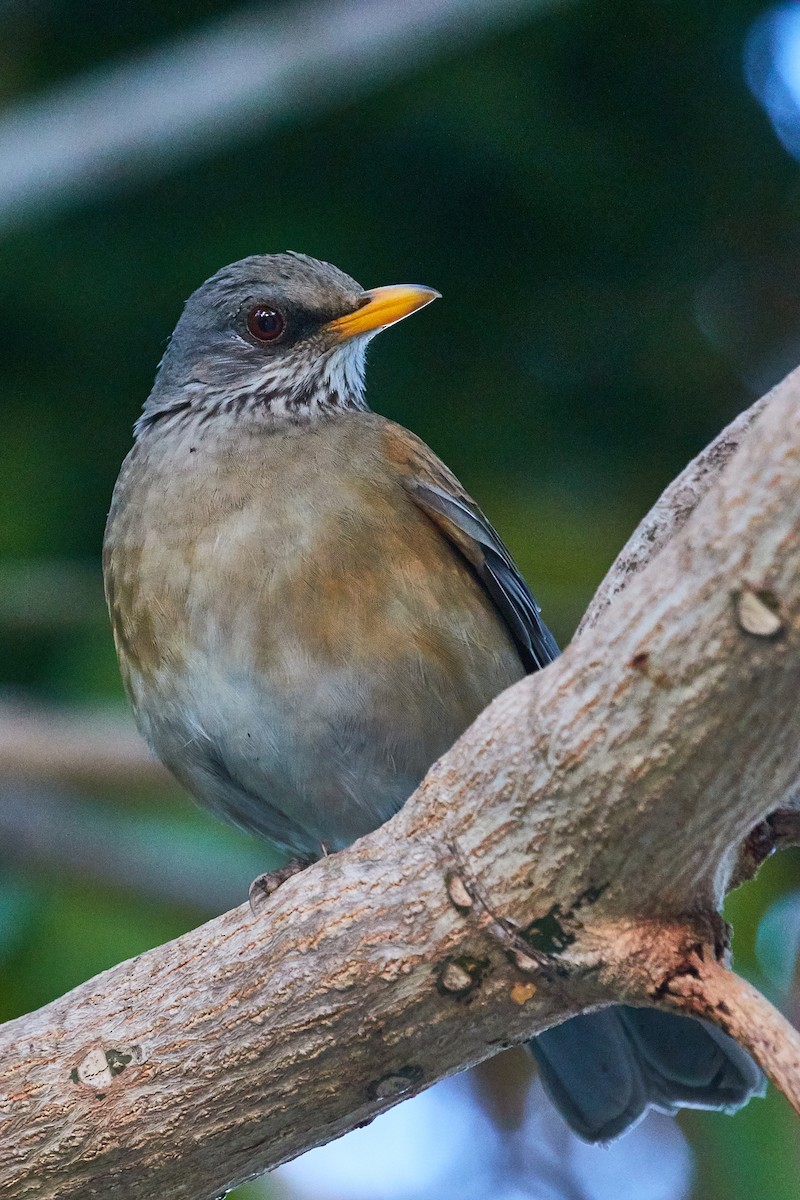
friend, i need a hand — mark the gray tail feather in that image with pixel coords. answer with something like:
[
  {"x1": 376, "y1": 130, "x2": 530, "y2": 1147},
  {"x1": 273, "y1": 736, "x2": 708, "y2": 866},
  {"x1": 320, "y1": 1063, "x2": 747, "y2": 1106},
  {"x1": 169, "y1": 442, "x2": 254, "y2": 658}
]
[{"x1": 529, "y1": 1005, "x2": 765, "y2": 1143}]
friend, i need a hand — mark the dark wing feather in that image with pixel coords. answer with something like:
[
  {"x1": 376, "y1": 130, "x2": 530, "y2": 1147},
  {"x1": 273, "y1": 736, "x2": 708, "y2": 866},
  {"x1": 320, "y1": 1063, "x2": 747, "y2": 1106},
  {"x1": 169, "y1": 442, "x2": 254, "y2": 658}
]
[{"x1": 409, "y1": 480, "x2": 560, "y2": 674}]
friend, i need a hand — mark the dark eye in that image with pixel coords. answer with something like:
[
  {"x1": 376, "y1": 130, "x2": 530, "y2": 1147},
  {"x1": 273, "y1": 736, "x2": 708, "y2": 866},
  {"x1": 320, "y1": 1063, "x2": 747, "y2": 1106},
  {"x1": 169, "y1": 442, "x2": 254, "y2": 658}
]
[{"x1": 246, "y1": 304, "x2": 285, "y2": 343}]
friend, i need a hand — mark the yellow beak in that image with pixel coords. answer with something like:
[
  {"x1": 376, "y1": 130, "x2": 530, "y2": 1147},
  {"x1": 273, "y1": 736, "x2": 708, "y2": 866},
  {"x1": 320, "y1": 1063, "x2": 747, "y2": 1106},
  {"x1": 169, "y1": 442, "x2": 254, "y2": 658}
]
[{"x1": 327, "y1": 283, "x2": 440, "y2": 341}]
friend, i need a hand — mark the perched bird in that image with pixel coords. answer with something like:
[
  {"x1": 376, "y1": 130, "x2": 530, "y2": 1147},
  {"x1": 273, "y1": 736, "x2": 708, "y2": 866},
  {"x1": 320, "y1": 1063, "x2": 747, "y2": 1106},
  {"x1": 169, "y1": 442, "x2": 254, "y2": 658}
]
[{"x1": 103, "y1": 252, "x2": 762, "y2": 1142}]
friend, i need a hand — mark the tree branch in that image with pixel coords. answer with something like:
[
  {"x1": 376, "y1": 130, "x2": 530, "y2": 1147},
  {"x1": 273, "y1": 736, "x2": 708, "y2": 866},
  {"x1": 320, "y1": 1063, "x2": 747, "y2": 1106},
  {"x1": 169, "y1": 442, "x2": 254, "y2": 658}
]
[
  {"x1": 577, "y1": 387, "x2": 771, "y2": 634},
  {"x1": 584, "y1": 919, "x2": 800, "y2": 1116},
  {"x1": 0, "y1": 703, "x2": 168, "y2": 791},
  {"x1": 0, "y1": 0, "x2": 552, "y2": 231},
  {"x1": 1, "y1": 368, "x2": 799, "y2": 1199},
  {"x1": 731, "y1": 805, "x2": 800, "y2": 890},
  {"x1": 664, "y1": 950, "x2": 800, "y2": 1114}
]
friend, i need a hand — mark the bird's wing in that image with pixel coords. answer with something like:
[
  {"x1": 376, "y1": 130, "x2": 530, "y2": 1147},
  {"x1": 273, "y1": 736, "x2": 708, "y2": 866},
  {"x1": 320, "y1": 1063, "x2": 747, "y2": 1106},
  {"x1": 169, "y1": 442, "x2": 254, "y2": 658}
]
[
  {"x1": 411, "y1": 479, "x2": 561, "y2": 673},
  {"x1": 385, "y1": 424, "x2": 560, "y2": 674}
]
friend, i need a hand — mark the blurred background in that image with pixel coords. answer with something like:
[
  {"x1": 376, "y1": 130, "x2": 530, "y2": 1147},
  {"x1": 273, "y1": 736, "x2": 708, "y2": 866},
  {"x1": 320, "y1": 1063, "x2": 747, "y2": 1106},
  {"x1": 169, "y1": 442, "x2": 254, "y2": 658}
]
[{"x1": 1, "y1": 0, "x2": 800, "y2": 1196}]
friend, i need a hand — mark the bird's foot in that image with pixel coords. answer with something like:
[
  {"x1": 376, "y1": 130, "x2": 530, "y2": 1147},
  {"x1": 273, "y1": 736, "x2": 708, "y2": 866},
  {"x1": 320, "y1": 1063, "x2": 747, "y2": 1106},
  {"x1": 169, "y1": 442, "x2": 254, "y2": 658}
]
[{"x1": 249, "y1": 858, "x2": 310, "y2": 916}]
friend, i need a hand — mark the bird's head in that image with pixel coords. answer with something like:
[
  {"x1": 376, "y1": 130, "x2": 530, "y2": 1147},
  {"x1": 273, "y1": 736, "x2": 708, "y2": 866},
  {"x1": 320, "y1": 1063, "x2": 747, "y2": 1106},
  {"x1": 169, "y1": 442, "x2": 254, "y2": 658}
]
[{"x1": 137, "y1": 252, "x2": 439, "y2": 435}]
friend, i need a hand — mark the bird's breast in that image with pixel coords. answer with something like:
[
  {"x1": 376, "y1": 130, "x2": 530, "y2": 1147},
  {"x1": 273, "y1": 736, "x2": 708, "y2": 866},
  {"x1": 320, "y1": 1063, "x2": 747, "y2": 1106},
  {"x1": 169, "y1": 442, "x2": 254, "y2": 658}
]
[{"x1": 103, "y1": 414, "x2": 523, "y2": 850}]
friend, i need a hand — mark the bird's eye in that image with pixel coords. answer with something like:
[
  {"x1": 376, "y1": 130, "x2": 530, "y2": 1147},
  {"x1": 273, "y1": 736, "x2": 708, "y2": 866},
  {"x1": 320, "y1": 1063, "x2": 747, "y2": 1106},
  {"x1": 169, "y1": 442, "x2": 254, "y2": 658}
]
[{"x1": 246, "y1": 304, "x2": 285, "y2": 343}]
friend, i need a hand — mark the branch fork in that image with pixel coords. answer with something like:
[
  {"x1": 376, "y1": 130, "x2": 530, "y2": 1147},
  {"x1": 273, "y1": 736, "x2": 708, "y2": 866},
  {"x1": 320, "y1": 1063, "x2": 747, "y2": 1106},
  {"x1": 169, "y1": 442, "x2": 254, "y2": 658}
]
[{"x1": 1, "y1": 368, "x2": 800, "y2": 1198}]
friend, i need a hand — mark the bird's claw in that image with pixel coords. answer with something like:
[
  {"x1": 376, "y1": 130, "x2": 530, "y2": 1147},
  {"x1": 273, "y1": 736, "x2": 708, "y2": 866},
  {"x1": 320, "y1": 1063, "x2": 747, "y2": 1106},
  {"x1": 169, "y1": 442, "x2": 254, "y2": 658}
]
[{"x1": 249, "y1": 859, "x2": 309, "y2": 917}]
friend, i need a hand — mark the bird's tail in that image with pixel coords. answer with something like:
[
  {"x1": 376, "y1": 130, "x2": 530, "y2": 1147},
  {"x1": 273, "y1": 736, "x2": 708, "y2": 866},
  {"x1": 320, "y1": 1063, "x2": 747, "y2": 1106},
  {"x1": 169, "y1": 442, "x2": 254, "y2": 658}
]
[{"x1": 528, "y1": 1004, "x2": 764, "y2": 1142}]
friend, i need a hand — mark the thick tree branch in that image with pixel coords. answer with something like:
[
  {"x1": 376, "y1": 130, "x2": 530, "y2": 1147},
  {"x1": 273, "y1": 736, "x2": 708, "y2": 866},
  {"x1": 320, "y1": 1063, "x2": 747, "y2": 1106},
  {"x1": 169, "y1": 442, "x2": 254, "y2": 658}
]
[
  {"x1": 578, "y1": 388, "x2": 771, "y2": 634},
  {"x1": 1, "y1": 369, "x2": 799, "y2": 1199}
]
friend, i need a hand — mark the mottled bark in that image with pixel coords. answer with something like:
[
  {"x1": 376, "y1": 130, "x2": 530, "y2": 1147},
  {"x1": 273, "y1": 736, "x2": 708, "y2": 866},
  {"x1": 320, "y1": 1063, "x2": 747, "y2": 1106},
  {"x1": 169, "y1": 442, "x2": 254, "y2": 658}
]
[{"x1": 1, "y1": 368, "x2": 799, "y2": 1200}]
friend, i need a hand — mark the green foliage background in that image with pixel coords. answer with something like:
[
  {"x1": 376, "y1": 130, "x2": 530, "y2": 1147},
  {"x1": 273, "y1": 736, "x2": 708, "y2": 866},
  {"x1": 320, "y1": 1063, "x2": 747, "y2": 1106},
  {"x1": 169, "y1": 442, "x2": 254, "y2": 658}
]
[{"x1": 1, "y1": 1, "x2": 799, "y2": 1196}]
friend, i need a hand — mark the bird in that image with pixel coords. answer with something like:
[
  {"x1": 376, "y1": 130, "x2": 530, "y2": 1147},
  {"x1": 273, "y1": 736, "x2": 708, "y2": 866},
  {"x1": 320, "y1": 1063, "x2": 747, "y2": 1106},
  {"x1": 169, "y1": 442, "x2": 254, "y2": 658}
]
[{"x1": 103, "y1": 251, "x2": 763, "y2": 1142}]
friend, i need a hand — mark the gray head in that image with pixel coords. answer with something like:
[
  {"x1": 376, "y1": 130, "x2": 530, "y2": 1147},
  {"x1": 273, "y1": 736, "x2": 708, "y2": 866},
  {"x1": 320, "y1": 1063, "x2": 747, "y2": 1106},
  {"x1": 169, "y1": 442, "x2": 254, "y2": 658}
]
[{"x1": 137, "y1": 252, "x2": 439, "y2": 435}]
